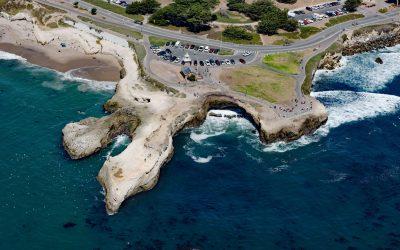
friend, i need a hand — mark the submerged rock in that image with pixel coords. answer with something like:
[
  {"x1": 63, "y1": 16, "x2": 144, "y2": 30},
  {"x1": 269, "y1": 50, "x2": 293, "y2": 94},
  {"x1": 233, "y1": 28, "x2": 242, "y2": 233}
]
[{"x1": 375, "y1": 57, "x2": 383, "y2": 64}]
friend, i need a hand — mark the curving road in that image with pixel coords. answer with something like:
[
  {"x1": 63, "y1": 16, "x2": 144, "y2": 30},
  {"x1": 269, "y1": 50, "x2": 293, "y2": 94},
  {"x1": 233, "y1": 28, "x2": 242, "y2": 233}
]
[{"x1": 36, "y1": 0, "x2": 400, "y2": 53}]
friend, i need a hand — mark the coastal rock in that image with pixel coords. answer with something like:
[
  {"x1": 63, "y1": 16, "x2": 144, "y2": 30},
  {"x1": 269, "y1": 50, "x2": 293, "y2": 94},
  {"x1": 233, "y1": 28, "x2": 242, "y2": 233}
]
[
  {"x1": 62, "y1": 108, "x2": 140, "y2": 159},
  {"x1": 94, "y1": 93, "x2": 328, "y2": 214},
  {"x1": 375, "y1": 57, "x2": 383, "y2": 64},
  {"x1": 10, "y1": 12, "x2": 32, "y2": 23},
  {"x1": 318, "y1": 52, "x2": 342, "y2": 70}
]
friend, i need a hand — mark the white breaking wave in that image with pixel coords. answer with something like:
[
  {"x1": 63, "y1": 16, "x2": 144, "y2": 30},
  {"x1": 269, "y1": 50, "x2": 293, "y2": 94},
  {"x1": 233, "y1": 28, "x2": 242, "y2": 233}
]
[
  {"x1": 0, "y1": 50, "x2": 27, "y2": 61},
  {"x1": 189, "y1": 109, "x2": 254, "y2": 144},
  {"x1": 264, "y1": 91, "x2": 400, "y2": 153},
  {"x1": 191, "y1": 155, "x2": 213, "y2": 164},
  {"x1": 105, "y1": 135, "x2": 131, "y2": 158},
  {"x1": 314, "y1": 45, "x2": 400, "y2": 91}
]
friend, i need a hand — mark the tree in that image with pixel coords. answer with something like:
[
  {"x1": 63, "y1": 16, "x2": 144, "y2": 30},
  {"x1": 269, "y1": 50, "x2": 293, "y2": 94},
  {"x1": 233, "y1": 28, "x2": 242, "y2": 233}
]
[
  {"x1": 91, "y1": 7, "x2": 97, "y2": 15},
  {"x1": 223, "y1": 26, "x2": 253, "y2": 40},
  {"x1": 257, "y1": 8, "x2": 298, "y2": 35},
  {"x1": 344, "y1": 0, "x2": 362, "y2": 12},
  {"x1": 126, "y1": 0, "x2": 160, "y2": 15}
]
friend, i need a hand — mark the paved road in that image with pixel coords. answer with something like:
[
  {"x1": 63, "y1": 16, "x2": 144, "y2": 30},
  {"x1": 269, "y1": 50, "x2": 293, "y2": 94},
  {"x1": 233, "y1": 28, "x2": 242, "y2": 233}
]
[{"x1": 36, "y1": 0, "x2": 400, "y2": 53}]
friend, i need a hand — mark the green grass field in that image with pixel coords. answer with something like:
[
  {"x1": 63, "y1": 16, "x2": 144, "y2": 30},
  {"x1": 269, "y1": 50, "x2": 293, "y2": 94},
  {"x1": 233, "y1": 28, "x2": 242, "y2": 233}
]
[
  {"x1": 279, "y1": 26, "x2": 321, "y2": 40},
  {"x1": 263, "y1": 52, "x2": 302, "y2": 74},
  {"x1": 149, "y1": 36, "x2": 170, "y2": 46},
  {"x1": 325, "y1": 13, "x2": 364, "y2": 27},
  {"x1": 82, "y1": 0, "x2": 143, "y2": 21},
  {"x1": 220, "y1": 66, "x2": 296, "y2": 103}
]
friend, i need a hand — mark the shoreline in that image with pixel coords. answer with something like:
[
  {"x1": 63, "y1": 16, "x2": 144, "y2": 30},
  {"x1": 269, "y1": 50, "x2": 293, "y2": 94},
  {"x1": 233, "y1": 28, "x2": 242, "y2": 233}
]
[{"x1": 0, "y1": 42, "x2": 122, "y2": 82}]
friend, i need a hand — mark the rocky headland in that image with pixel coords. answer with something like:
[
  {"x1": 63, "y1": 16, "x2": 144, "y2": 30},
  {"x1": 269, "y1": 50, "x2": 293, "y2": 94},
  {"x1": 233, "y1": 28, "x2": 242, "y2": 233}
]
[
  {"x1": 318, "y1": 23, "x2": 400, "y2": 71},
  {"x1": 1, "y1": 1, "x2": 328, "y2": 215}
]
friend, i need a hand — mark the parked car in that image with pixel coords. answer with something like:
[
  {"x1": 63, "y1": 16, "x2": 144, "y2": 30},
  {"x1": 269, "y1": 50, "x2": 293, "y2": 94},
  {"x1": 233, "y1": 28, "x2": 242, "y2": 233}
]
[
  {"x1": 225, "y1": 59, "x2": 231, "y2": 65},
  {"x1": 174, "y1": 57, "x2": 180, "y2": 63},
  {"x1": 170, "y1": 56, "x2": 177, "y2": 62},
  {"x1": 199, "y1": 46, "x2": 204, "y2": 52},
  {"x1": 204, "y1": 46, "x2": 209, "y2": 52},
  {"x1": 210, "y1": 59, "x2": 215, "y2": 66},
  {"x1": 194, "y1": 60, "x2": 197, "y2": 66},
  {"x1": 215, "y1": 60, "x2": 221, "y2": 66},
  {"x1": 199, "y1": 60, "x2": 204, "y2": 66},
  {"x1": 214, "y1": 49, "x2": 219, "y2": 54},
  {"x1": 190, "y1": 44, "x2": 195, "y2": 49},
  {"x1": 239, "y1": 58, "x2": 246, "y2": 64},
  {"x1": 230, "y1": 59, "x2": 235, "y2": 65},
  {"x1": 205, "y1": 60, "x2": 211, "y2": 66}
]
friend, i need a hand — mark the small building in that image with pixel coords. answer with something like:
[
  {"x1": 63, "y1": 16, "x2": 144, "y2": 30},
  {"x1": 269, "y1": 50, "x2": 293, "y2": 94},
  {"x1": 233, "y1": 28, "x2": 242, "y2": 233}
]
[
  {"x1": 183, "y1": 52, "x2": 191, "y2": 63},
  {"x1": 180, "y1": 66, "x2": 192, "y2": 77}
]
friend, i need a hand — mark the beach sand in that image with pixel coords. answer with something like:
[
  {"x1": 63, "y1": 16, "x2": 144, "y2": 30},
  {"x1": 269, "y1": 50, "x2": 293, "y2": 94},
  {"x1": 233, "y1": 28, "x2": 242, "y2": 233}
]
[{"x1": 0, "y1": 42, "x2": 122, "y2": 82}]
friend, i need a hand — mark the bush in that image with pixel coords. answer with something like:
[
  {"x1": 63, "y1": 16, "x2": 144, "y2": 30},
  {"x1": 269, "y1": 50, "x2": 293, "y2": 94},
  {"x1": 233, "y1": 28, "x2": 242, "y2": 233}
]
[
  {"x1": 223, "y1": 26, "x2": 253, "y2": 40},
  {"x1": 257, "y1": 8, "x2": 298, "y2": 35},
  {"x1": 187, "y1": 74, "x2": 196, "y2": 81},
  {"x1": 344, "y1": 0, "x2": 362, "y2": 12},
  {"x1": 126, "y1": 0, "x2": 160, "y2": 15},
  {"x1": 91, "y1": 8, "x2": 97, "y2": 15}
]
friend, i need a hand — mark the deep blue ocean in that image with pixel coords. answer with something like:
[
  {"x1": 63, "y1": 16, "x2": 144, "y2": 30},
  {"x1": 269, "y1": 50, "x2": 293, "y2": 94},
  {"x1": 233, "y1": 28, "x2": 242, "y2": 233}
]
[{"x1": 1, "y1": 46, "x2": 400, "y2": 249}]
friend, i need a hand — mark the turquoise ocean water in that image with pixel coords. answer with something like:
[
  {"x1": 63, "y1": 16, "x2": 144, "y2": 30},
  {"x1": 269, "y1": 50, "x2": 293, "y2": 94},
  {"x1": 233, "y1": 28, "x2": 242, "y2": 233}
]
[{"x1": 1, "y1": 46, "x2": 400, "y2": 249}]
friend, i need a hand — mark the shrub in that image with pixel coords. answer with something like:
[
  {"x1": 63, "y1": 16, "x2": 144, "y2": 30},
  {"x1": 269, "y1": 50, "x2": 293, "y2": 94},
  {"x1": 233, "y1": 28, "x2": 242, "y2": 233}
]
[{"x1": 223, "y1": 26, "x2": 253, "y2": 40}]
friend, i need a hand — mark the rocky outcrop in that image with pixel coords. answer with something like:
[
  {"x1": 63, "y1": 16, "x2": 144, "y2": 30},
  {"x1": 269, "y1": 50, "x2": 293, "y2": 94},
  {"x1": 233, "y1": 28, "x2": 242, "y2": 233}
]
[
  {"x1": 319, "y1": 24, "x2": 400, "y2": 71},
  {"x1": 69, "y1": 92, "x2": 328, "y2": 215},
  {"x1": 375, "y1": 57, "x2": 383, "y2": 64},
  {"x1": 62, "y1": 108, "x2": 140, "y2": 159},
  {"x1": 318, "y1": 52, "x2": 342, "y2": 70}
]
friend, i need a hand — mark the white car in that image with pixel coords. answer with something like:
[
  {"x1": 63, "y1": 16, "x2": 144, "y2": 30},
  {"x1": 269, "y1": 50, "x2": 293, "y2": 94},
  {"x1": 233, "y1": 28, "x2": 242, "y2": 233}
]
[
  {"x1": 174, "y1": 57, "x2": 180, "y2": 63},
  {"x1": 204, "y1": 46, "x2": 209, "y2": 52},
  {"x1": 199, "y1": 46, "x2": 204, "y2": 52},
  {"x1": 225, "y1": 59, "x2": 231, "y2": 65},
  {"x1": 205, "y1": 60, "x2": 211, "y2": 66}
]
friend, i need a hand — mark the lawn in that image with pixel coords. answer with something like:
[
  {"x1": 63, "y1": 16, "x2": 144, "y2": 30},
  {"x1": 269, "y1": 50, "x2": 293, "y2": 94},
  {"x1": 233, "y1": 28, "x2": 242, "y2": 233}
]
[
  {"x1": 216, "y1": 11, "x2": 252, "y2": 24},
  {"x1": 82, "y1": 0, "x2": 143, "y2": 21},
  {"x1": 149, "y1": 36, "x2": 170, "y2": 46},
  {"x1": 325, "y1": 13, "x2": 365, "y2": 27},
  {"x1": 219, "y1": 66, "x2": 296, "y2": 103},
  {"x1": 279, "y1": 26, "x2": 321, "y2": 40},
  {"x1": 302, "y1": 53, "x2": 323, "y2": 95},
  {"x1": 208, "y1": 31, "x2": 262, "y2": 45},
  {"x1": 77, "y1": 16, "x2": 143, "y2": 39},
  {"x1": 218, "y1": 49, "x2": 234, "y2": 56},
  {"x1": 263, "y1": 52, "x2": 302, "y2": 74}
]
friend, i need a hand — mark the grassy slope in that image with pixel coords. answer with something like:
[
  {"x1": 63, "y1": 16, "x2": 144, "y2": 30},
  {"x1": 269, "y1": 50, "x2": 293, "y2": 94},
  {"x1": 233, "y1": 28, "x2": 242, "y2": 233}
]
[
  {"x1": 149, "y1": 36, "x2": 171, "y2": 46},
  {"x1": 220, "y1": 66, "x2": 296, "y2": 103},
  {"x1": 82, "y1": 0, "x2": 143, "y2": 21},
  {"x1": 263, "y1": 52, "x2": 302, "y2": 74},
  {"x1": 216, "y1": 11, "x2": 252, "y2": 24},
  {"x1": 325, "y1": 13, "x2": 364, "y2": 27},
  {"x1": 77, "y1": 16, "x2": 143, "y2": 39}
]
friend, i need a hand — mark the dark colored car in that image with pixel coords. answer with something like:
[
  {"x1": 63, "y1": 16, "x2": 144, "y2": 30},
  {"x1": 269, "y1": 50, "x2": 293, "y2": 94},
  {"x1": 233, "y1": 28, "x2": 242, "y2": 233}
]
[
  {"x1": 199, "y1": 61, "x2": 204, "y2": 66},
  {"x1": 213, "y1": 49, "x2": 219, "y2": 54},
  {"x1": 194, "y1": 60, "x2": 198, "y2": 66},
  {"x1": 185, "y1": 44, "x2": 190, "y2": 49},
  {"x1": 209, "y1": 48, "x2": 214, "y2": 53},
  {"x1": 165, "y1": 49, "x2": 171, "y2": 54},
  {"x1": 181, "y1": 61, "x2": 185, "y2": 65},
  {"x1": 210, "y1": 59, "x2": 215, "y2": 65},
  {"x1": 170, "y1": 56, "x2": 177, "y2": 62},
  {"x1": 190, "y1": 45, "x2": 195, "y2": 49},
  {"x1": 194, "y1": 46, "x2": 199, "y2": 51},
  {"x1": 215, "y1": 60, "x2": 220, "y2": 66},
  {"x1": 157, "y1": 51, "x2": 166, "y2": 56},
  {"x1": 230, "y1": 59, "x2": 235, "y2": 64},
  {"x1": 239, "y1": 58, "x2": 246, "y2": 64}
]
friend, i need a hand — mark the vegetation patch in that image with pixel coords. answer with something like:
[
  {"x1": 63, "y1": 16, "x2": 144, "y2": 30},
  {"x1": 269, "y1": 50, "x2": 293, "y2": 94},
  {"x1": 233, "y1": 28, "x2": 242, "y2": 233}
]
[
  {"x1": 208, "y1": 30, "x2": 262, "y2": 45},
  {"x1": 325, "y1": 13, "x2": 364, "y2": 27},
  {"x1": 220, "y1": 66, "x2": 296, "y2": 103},
  {"x1": 263, "y1": 52, "x2": 302, "y2": 74},
  {"x1": 82, "y1": 0, "x2": 143, "y2": 21},
  {"x1": 279, "y1": 26, "x2": 321, "y2": 40},
  {"x1": 218, "y1": 49, "x2": 235, "y2": 56},
  {"x1": 77, "y1": 16, "x2": 143, "y2": 39},
  {"x1": 216, "y1": 10, "x2": 252, "y2": 24},
  {"x1": 149, "y1": 36, "x2": 170, "y2": 46}
]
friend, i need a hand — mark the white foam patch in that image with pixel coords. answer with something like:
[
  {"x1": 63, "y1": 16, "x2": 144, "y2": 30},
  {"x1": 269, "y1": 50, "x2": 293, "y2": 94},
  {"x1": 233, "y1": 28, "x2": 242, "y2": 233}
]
[
  {"x1": 314, "y1": 45, "x2": 400, "y2": 91},
  {"x1": 62, "y1": 70, "x2": 116, "y2": 92},
  {"x1": 191, "y1": 155, "x2": 213, "y2": 164},
  {"x1": 264, "y1": 91, "x2": 400, "y2": 153},
  {"x1": 189, "y1": 109, "x2": 254, "y2": 144},
  {"x1": 0, "y1": 50, "x2": 27, "y2": 61},
  {"x1": 105, "y1": 135, "x2": 131, "y2": 158}
]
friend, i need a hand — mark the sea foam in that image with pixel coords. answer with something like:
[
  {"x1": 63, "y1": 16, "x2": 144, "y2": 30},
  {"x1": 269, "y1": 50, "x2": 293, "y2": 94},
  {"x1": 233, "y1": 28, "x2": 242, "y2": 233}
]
[
  {"x1": 0, "y1": 51, "x2": 27, "y2": 61},
  {"x1": 263, "y1": 91, "x2": 400, "y2": 153},
  {"x1": 314, "y1": 45, "x2": 400, "y2": 92}
]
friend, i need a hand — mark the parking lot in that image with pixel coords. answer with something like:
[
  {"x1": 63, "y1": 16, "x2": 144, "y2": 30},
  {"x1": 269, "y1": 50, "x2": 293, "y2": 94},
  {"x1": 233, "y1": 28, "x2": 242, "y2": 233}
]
[
  {"x1": 289, "y1": 1, "x2": 347, "y2": 25},
  {"x1": 149, "y1": 41, "x2": 257, "y2": 68}
]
